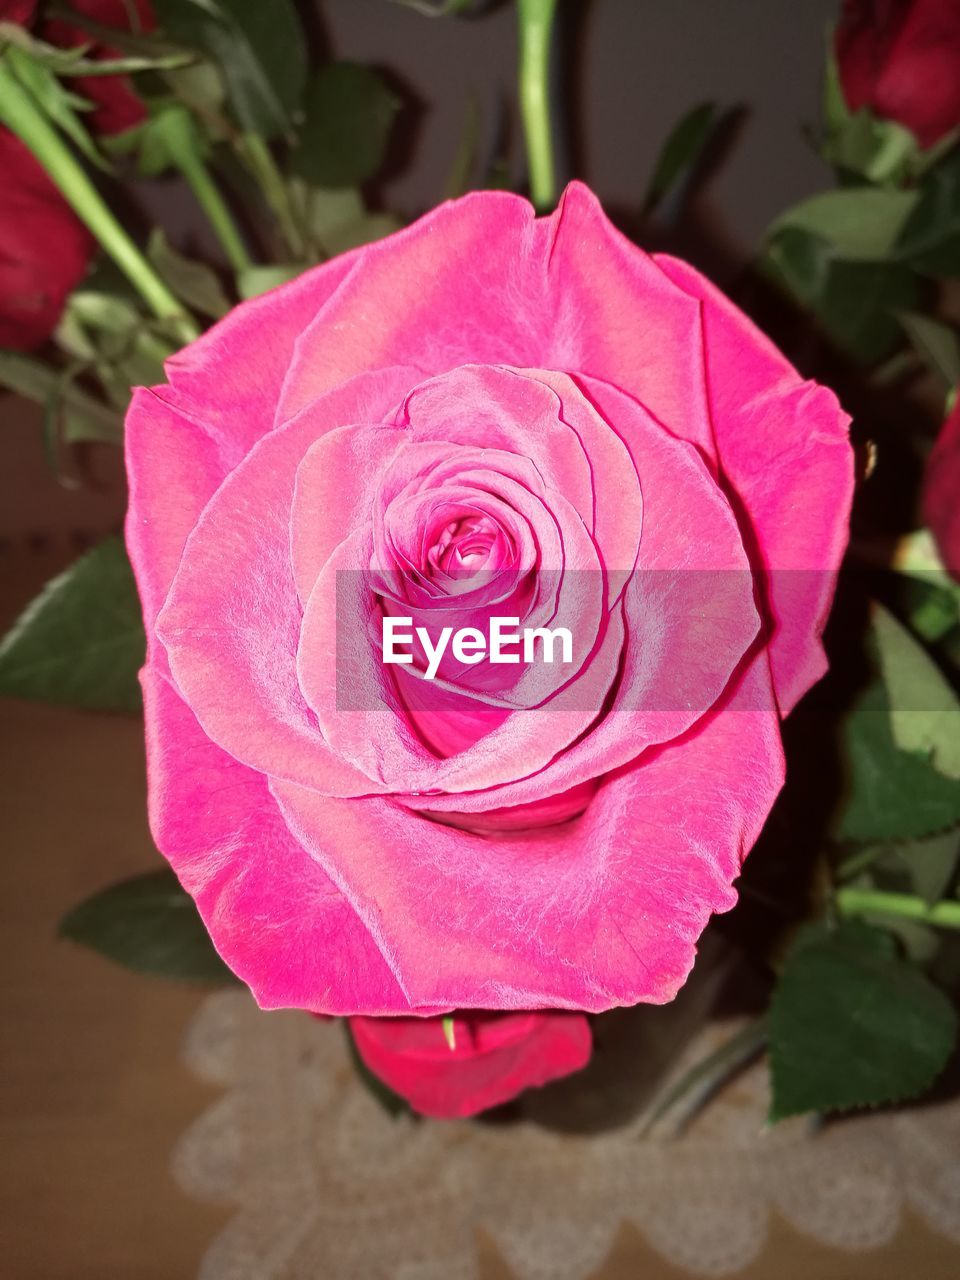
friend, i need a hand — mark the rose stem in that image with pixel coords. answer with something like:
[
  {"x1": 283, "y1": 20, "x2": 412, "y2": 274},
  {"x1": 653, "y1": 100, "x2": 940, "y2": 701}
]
[
  {"x1": 152, "y1": 106, "x2": 254, "y2": 276},
  {"x1": 835, "y1": 887, "x2": 960, "y2": 932},
  {"x1": 517, "y1": 0, "x2": 558, "y2": 212},
  {"x1": 0, "y1": 55, "x2": 197, "y2": 344},
  {"x1": 237, "y1": 132, "x2": 307, "y2": 261}
]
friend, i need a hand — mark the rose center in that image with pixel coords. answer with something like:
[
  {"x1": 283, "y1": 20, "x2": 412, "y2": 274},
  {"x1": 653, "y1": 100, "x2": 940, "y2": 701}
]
[{"x1": 426, "y1": 515, "x2": 505, "y2": 578}]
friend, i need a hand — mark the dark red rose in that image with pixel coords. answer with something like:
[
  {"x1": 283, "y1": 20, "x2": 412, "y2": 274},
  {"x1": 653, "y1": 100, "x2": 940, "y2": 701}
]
[
  {"x1": 43, "y1": 0, "x2": 155, "y2": 136},
  {"x1": 836, "y1": 0, "x2": 960, "y2": 149},
  {"x1": 0, "y1": 1, "x2": 37, "y2": 22},
  {"x1": 924, "y1": 397, "x2": 960, "y2": 579},
  {"x1": 350, "y1": 1011, "x2": 592, "y2": 1119},
  {"x1": 0, "y1": 131, "x2": 93, "y2": 350}
]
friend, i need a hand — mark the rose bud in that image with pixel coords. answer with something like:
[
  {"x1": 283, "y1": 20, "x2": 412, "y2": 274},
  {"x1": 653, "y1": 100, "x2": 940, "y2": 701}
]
[
  {"x1": 350, "y1": 1012, "x2": 592, "y2": 1119},
  {"x1": 0, "y1": 131, "x2": 93, "y2": 351},
  {"x1": 835, "y1": 0, "x2": 960, "y2": 149}
]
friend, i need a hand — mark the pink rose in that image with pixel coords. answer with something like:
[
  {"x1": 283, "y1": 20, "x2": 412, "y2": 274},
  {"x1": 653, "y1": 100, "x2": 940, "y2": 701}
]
[
  {"x1": 126, "y1": 183, "x2": 852, "y2": 1018},
  {"x1": 350, "y1": 1011, "x2": 592, "y2": 1118},
  {"x1": 924, "y1": 396, "x2": 960, "y2": 579},
  {"x1": 836, "y1": 0, "x2": 960, "y2": 149}
]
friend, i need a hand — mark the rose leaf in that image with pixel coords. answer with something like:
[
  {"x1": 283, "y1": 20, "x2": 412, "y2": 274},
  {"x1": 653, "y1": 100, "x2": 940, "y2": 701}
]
[{"x1": 769, "y1": 920, "x2": 958, "y2": 1121}]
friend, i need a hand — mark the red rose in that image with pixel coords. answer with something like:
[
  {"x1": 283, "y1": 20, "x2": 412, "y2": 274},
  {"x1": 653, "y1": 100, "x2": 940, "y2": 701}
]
[
  {"x1": 835, "y1": 0, "x2": 960, "y2": 149},
  {"x1": 924, "y1": 397, "x2": 960, "y2": 579},
  {"x1": 0, "y1": 1, "x2": 37, "y2": 22},
  {"x1": 43, "y1": 0, "x2": 155, "y2": 137},
  {"x1": 0, "y1": 131, "x2": 93, "y2": 350},
  {"x1": 350, "y1": 1011, "x2": 592, "y2": 1118}
]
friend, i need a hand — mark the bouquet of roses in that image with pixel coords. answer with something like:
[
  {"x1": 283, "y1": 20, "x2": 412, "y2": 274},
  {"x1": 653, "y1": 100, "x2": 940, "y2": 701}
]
[{"x1": 1, "y1": 0, "x2": 959, "y2": 1125}]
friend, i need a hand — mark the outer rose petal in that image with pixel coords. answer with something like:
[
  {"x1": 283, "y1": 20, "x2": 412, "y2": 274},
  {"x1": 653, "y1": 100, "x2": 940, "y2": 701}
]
[
  {"x1": 272, "y1": 659, "x2": 784, "y2": 1013},
  {"x1": 276, "y1": 183, "x2": 710, "y2": 451},
  {"x1": 924, "y1": 397, "x2": 960, "y2": 579},
  {"x1": 653, "y1": 255, "x2": 853, "y2": 715},
  {"x1": 350, "y1": 1011, "x2": 592, "y2": 1119},
  {"x1": 142, "y1": 667, "x2": 438, "y2": 1015}
]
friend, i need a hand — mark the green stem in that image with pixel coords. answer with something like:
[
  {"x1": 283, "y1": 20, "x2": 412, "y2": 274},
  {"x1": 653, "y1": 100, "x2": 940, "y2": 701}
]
[
  {"x1": 0, "y1": 56, "x2": 196, "y2": 342},
  {"x1": 836, "y1": 887, "x2": 960, "y2": 931},
  {"x1": 517, "y1": 0, "x2": 558, "y2": 212},
  {"x1": 238, "y1": 133, "x2": 306, "y2": 260},
  {"x1": 155, "y1": 108, "x2": 253, "y2": 275}
]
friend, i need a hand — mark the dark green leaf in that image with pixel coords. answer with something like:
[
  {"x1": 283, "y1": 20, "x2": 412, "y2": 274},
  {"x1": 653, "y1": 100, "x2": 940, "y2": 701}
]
[
  {"x1": 834, "y1": 678, "x2": 960, "y2": 843},
  {"x1": 873, "y1": 603, "x2": 960, "y2": 779},
  {"x1": 762, "y1": 229, "x2": 920, "y2": 364},
  {"x1": 293, "y1": 63, "x2": 400, "y2": 188},
  {"x1": 896, "y1": 311, "x2": 960, "y2": 390},
  {"x1": 237, "y1": 263, "x2": 302, "y2": 299},
  {"x1": 153, "y1": 0, "x2": 306, "y2": 138},
  {"x1": 769, "y1": 920, "x2": 957, "y2": 1120},
  {"x1": 0, "y1": 537, "x2": 144, "y2": 712},
  {"x1": 890, "y1": 831, "x2": 960, "y2": 906},
  {"x1": 768, "y1": 189, "x2": 918, "y2": 261},
  {"x1": 643, "y1": 102, "x2": 718, "y2": 214},
  {"x1": 148, "y1": 228, "x2": 230, "y2": 317},
  {"x1": 59, "y1": 869, "x2": 237, "y2": 983},
  {"x1": 896, "y1": 147, "x2": 960, "y2": 277},
  {"x1": 6, "y1": 44, "x2": 107, "y2": 169},
  {"x1": 0, "y1": 351, "x2": 121, "y2": 444}
]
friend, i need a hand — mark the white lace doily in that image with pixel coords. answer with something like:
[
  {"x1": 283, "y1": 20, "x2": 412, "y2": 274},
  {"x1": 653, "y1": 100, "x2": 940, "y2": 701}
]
[{"x1": 173, "y1": 989, "x2": 960, "y2": 1280}]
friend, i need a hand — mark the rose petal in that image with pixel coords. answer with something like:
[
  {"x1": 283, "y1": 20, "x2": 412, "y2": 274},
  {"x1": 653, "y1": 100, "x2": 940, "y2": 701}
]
[
  {"x1": 653, "y1": 255, "x2": 853, "y2": 714},
  {"x1": 142, "y1": 668, "x2": 438, "y2": 1015},
  {"x1": 272, "y1": 658, "x2": 784, "y2": 1012}
]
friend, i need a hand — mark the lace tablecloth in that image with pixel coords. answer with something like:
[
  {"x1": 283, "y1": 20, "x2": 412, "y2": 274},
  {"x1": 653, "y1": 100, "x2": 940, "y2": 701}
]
[{"x1": 172, "y1": 990, "x2": 960, "y2": 1280}]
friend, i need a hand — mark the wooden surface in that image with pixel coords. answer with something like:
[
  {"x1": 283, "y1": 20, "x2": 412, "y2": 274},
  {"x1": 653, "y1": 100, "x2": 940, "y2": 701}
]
[{"x1": 3, "y1": 403, "x2": 960, "y2": 1278}]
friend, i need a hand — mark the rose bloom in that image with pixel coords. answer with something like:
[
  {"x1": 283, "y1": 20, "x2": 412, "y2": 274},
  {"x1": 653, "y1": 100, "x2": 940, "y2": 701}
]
[
  {"x1": 835, "y1": 0, "x2": 960, "y2": 149},
  {"x1": 0, "y1": 131, "x2": 93, "y2": 351},
  {"x1": 350, "y1": 1011, "x2": 592, "y2": 1119},
  {"x1": 127, "y1": 185, "x2": 852, "y2": 1110},
  {"x1": 0, "y1": 0, "x2": 151, "y2": 349},
  {"x1": 924, "y1": 395, "x2": 960, "y2": 579}
]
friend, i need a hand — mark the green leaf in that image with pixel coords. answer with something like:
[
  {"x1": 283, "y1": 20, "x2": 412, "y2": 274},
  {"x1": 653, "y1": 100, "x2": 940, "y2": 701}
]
[
  {"x1": 890, "y1": 831, "x2": 960, "y2": 906},
  {"x1": 896, "y1": 311, "x2": 960, "y2": 390},
  {"x1": 0, "y1": 23, "x2": 192, "y2": 76},
  {"x1": 5, "y1": 44, "x2": 107, "y2": 170},
  {"x1": 768, "y1": 189, "x2": 919, "y2": 262},
  {"x1": 153, "y1": 0, "x2": 306, "y2": 138},
  {"x1": 873, "y1": 603, "x2": 960, "y2": 780},
  {"x1": 59, "y1": 869, "x2": 237, "y2": 983},
  {"x1": 0, "y1": 350, "x2": 121, "y2": 444},
  {"x1": 768, "y1": 920, "x2": 957, "y2": 1121},
  {"x1": 236, "y1": 263, "x2": 302, "y2": 299},
  {"x1": 321, "y1": 213, "x2": 401, "y2": 256},
  {"x1": 762, "y1": 229, "x2": 920, "y2": 363},
  {"x1": 896, "y1": 147, "x2": 960, "y2": 277},
  {"x1": 148, "y1": 228, "x2": 229, "y2": 318},
  {"x1": 0, "y1": 537, "x2": 144, "y2": 711},
  {"x1": 643, "y1": 101, "x2": 718, "y2": 214},
  {"x1": 293, "y1": 63, "x2": 400, "y2": 188},
  {"x1": 834, "y1": 676, "x2": 960, "y2": 843}
]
